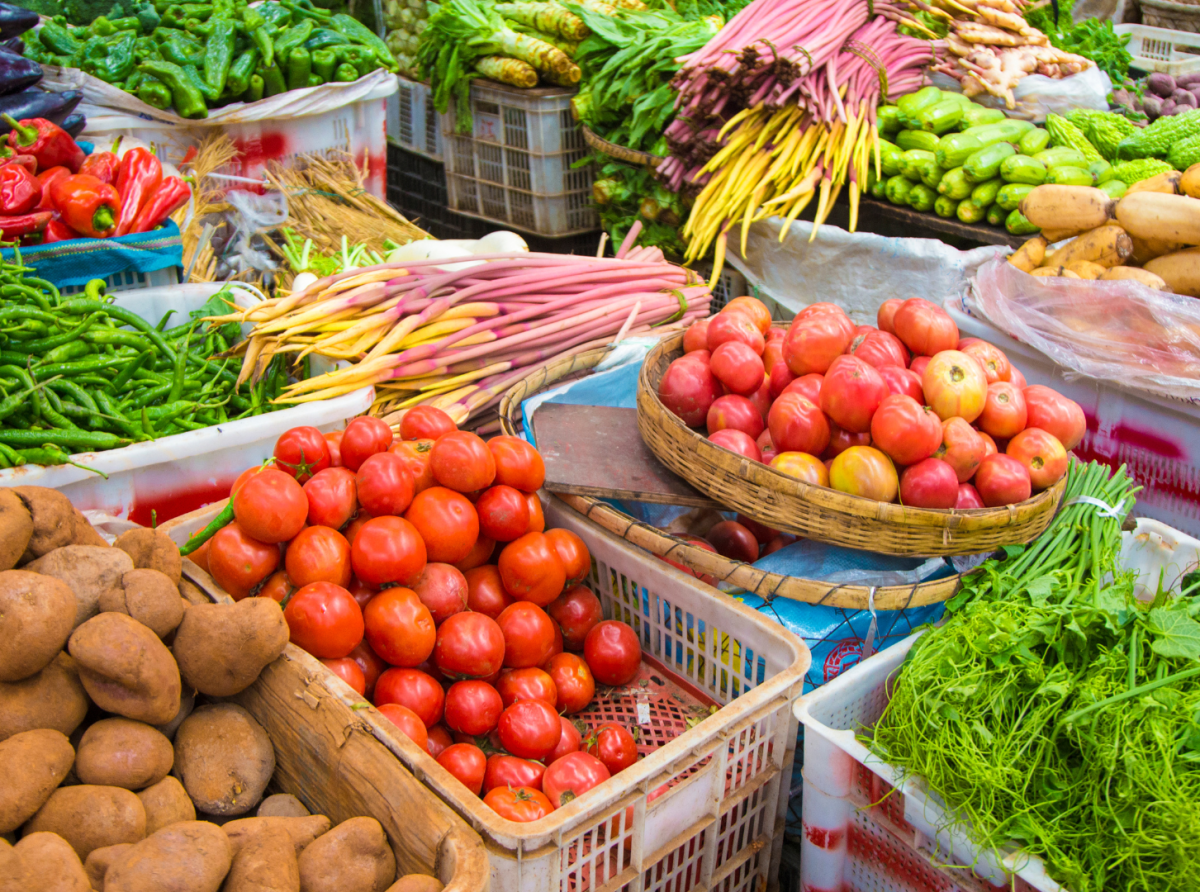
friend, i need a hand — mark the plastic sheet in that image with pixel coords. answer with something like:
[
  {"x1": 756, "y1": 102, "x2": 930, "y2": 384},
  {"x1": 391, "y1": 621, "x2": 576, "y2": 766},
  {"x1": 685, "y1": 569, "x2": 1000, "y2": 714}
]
[
  {"x1": 971, "y1": 256, "x2": 1200, "y2": 404},
  {"x1": 929, "y1": 66, "x2": 1111, "y2": 121}
]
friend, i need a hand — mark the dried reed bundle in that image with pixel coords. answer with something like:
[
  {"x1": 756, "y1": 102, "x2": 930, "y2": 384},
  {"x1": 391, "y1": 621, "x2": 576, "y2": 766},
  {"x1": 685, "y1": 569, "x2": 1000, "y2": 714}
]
[{"x1": 174, "y1": 134, "x2": 241, "y2": 283}]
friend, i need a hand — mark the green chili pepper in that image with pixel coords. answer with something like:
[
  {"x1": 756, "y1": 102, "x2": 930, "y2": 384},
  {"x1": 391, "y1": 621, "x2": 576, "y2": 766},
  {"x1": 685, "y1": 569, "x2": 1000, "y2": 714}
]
[
  {"x1": 57, "y1": 298, "x2": 177, "y2": 362},
  {"x1": 0, "y1": 429, "x2": 127, "y2": 451},
  {"x1": 138, "y1": 59, "x2": 208, "y2": 117},
  {"x1": 305, "y1": 28, "x2": 347, "y2": 50},
  {"x1": 248, "y1": 73, "x2": 265, "y2": 101},
  {"x1": 42, "y1": 341, "x2": 92, "y2": 364},
  {"x1": 333, "y1": 61, "x2": 357, "y2": 82},
  {"x1": 329, "y1": 13, "x2": 397, "y2": 72},
  {"x1": 39, "y1": 21, "x2": 81, "y2": 56},
  {"x1": 286, "y1": 46, "x2": 311, "y2": 90},
  {"x1": 273, "y1": 18, "x2": 313, "y2": 60},
  {"x1": 180, "y1": 499, "x2": 234, "y2": 554},
  {"x1": 260, "y1": 61, "x2": 286, "y2": 96},
  {"x1": 225, "y1": 48, "x2": 257, "y2": 96},
  {"x1": 203, "y1": 15, "x2": 237, "y2": 97},
  {"x1": 160, "y1": 29, "x2": 204, "y2": 66},
  {"x1": 23, "y1": 314, "x2": 100, "y2": 355},
  {"x1": 311, "y1": 47, "x2": 336, "y2": 81},
  {"x1": 111, "y1": 348, "x2": 156, "y2": 391},
  {"x1": 137, "y1": 77, "x2": 174, "y2": 110}
]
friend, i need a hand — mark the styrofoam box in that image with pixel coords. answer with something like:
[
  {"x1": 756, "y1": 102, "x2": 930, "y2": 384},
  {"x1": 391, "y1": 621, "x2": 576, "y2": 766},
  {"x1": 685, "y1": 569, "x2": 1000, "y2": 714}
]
[{"x1": 0, "y1": 283, "x2": 372, "y2": 524}]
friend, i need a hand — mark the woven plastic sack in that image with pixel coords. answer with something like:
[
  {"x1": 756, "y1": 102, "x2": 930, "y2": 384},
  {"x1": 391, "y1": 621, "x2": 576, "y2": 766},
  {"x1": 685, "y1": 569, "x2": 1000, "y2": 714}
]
[
  {"x1": 971, "y1": 256, "x2": 1200, "y2": 404},
  {"x1": 0, "y1": 221, "x2": 182, "y2": 289}
]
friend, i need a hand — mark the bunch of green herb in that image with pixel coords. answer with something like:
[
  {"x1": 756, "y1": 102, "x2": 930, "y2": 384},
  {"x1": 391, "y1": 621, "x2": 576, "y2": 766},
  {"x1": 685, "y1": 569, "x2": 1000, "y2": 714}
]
[
  {"x1": 1025, "y1": 0, "x2": 1133, "y2": 85},
  {"x1": 592, "y1": 158, "x2": 689, "y2": 257}
]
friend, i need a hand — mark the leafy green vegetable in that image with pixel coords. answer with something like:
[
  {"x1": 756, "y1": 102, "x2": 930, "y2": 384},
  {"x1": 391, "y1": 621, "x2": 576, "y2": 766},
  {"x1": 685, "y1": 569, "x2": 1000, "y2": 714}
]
[
  {"x1": 1026, "y1": 0, "x2": 1133, "y2": 85},
  {"x1": 593, "y1": 158, "x2": 688, "y2": 257}
]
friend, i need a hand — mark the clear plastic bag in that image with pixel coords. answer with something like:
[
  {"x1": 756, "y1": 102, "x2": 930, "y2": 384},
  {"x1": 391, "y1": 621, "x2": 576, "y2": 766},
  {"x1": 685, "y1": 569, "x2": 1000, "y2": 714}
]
[
  {"x1": 971, "y1": 256, "x2": 1200, "y2": 403},
  {"x1": 929, "y1": 66, "x2": 1111, "y2": 121}
]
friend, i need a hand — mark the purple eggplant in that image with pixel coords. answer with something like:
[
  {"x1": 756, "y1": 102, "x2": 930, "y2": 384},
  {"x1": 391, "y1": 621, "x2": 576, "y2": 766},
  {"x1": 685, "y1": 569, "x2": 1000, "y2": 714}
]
[
  {"x1": 0, "y1": 4, "x2": 35, "y2": 41},
  {"x1": 60, "y1": 113, "x2": 84, "y2": 138},
  {"x1": 1, "y1": 36, "x2": 22, "y2": 55},
  {"x1": 1148, "y1": 72, "x2": 1177, "y2": 97},
  {"x1": 0, "y1": 90, "x2": 81, "y2": 133},
  {"x1": 0, "y1": 49, "x2": 41, "y2": 97}
]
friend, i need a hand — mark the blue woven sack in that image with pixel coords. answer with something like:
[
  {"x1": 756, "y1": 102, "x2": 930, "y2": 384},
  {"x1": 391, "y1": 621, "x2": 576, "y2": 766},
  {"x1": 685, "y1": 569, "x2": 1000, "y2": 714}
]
[{"x1": 1, "y1": 221, "x2": 183, "y2": 289}]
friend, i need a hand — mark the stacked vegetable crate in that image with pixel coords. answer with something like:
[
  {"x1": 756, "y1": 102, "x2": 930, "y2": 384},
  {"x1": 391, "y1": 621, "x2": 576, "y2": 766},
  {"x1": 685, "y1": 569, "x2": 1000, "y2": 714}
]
[{"x1": 389, "y1": 75, "x2": 444, "y2": 160}]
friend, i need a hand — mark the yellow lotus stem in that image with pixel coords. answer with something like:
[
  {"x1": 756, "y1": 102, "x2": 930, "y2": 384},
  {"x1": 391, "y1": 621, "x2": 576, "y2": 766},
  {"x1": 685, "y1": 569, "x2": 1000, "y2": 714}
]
[{"x1": 274, "y1": 380, "x2": 378, "y2": 404}]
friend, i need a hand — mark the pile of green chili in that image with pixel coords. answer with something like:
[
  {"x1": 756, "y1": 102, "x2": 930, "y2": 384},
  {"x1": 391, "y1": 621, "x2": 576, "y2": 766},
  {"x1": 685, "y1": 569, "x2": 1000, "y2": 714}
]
[
  {"x1": 0, "y1": 254, "x2": 293, "y2": 469},
  {"x1": 869, "y1": 461, "x2": 1200, "y2": 891}
]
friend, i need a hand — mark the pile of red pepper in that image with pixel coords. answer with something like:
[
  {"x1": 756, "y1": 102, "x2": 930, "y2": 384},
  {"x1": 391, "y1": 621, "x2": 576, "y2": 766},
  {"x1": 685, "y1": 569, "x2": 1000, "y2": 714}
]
[{"x1": 0, "y1": 113, "x2": 190, "y2": 244}]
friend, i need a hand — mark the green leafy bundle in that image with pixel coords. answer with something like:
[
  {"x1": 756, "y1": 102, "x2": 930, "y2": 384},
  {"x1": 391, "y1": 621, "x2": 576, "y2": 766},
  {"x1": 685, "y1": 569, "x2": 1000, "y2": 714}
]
[
  {"x1": 1025, "y1": 0, "x2": 1133, "y2": 86},
  {"x1": 592, "y1": 158, "x2": 689, "y2": 257},
  {"x1": 871, "y1": 462, "x2": 1200, "y2": 891}
]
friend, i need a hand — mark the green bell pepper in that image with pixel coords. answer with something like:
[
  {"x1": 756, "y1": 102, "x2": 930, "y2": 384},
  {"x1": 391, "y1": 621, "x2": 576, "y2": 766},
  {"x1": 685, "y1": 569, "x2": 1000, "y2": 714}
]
[
  {"x1": 333, "y1": 61, "x2": 357, "y2": 82},
  {"x1": 312, "y1": 47, "x2": 336, "y2": 81},
  {"x1": 137, "y1": 77, "x2": 174, "y2": 109},
  {"x1": 38, "y1": 21, "x2": 80, "y2": 56},
  {"x1": 203, "y1": 16, "x2": 237, "y2": 97},
  {"x1": 273, "y1": 19, "x2": 313, "y2": 61},
  {"x1": 138, "y1": 59, "x2": 208, "y2": 117},
  {"x1": 286, "y1": 46, "x2": 311, "y2": 90}
]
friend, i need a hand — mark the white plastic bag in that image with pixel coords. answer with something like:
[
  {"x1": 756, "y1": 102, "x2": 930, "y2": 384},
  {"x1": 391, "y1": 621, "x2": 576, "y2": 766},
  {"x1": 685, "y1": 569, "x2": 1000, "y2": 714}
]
[{"x1": 929, "y1": 66, "x2": 1112, "y2": 121}]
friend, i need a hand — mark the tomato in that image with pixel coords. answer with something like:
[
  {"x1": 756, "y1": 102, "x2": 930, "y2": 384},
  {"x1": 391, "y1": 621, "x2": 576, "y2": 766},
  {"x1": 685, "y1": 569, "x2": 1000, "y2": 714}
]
[
  {"x1": 484, "y1": 754, "x2": 547, "y2": 793},
  {"x1": 274, "y1": 426, "x2": 331, "y2": 483},
  {"x1": 348, "y1": 639, "x2": 387, "y2": 697},
  {"x1": 961, "y1": 340, "x2": 1011, "y2": 385},
  {"x1": 1022, "y1": 386, "x2": 1086, "y2": 451},
  {"x1": 548, "y1": 715, "x2": 582, "y2": 762},
  {"x1": 768, "y1": 392, "x2": 830, "y2": 456},
  {"x1": 347, "y1": 576, "x2": 375, "y2": 611},
  {"x1": 233, "y1": 468, "x2": 307, "y2": 544},
  {"x1": 974, "y1": 453, "x2": 1031, "y2": 506},
  {"x1": 188, "y1": 539, "x2": 211, "y2": 573},
  {"x1": 401, "y1": 405, "x2": 457, "y2": 441},
  {"x1": 454, "y1": 534, "x2": 496, "y2": 572},
  {"x1": 412, "y1": 562, "x2": 469, "y2": 625},
  {"x1": 499, "y1": 532, "x2": 566, "y2": 607},
  {"x1": 821, "y1": 355, "x2": 889, "y2": 433},
  {"x1": 747, "y1": 376, "x2": 772, "y2": 421},
  {"x1": 910, "y1": 355, "x2": 930, "y2": 378},
  {"x1": 899, "y1": 458, "x2": 959, "y2": 509},
  {"x1": 484, "y1": 786, "x2": 553, "y2": 822},
  {"x1": 783, "y1": 373, "x2": 823, "y2": 406},
  {"x1": 937, "y1": 417, "x2": 986, "y2": 483},
  {"x1": 542, "y1": 752, "x2": 611, "y2": 808},
  {"x1": 583, "y1": 620, "x2": 641, "y2": 686},
  {"x1": 403, "y1": 487, "x2": 480, "y2": 564},
  {"x1": 496, "y1": 667, "x2": 558, "y2": 707},
  {"x1": 956, "y1": 483, "x2": 985, "y2": 510},
  {"x1": 488, "y1": 436, "x2": 546, "y2": 493},
  {"x1": 877, "y1": 298, "x2": 903, "y2": 335},
  {"x1": 683, "y1": 318, "x2": 710, "y2": 353},
  {"x1": 770, "y1": 451, "x2": 829, "y2": 487},
  {"x1": 823, "y1": 423, "x2": 872, "y2": 461},
  {"x1": 978, "y1": 431, "x2": 998, "y2": 458},
  {"x1": 431, "y1": 431, "x2": 496, "y2": 493},
  {"x1": 706, "y1": 312, "x2": 764, "y2": 355},
  {"x1": 763, "y1": 340, "x2": 785, "y2": 381},
  {"x1": 547, "y1": 585, "x2": 602, "y2": 651},
  {"x1": 378, "y1": 703, "x2": 428, "y2": 751},
  {"x1": 427, "y1": 724, "x2": 453, "y2": 758},
  {"x1": 1009, "y1": 366, "x2": 1027, "y2": 389},
  {"x1": 706, "y1": 394, "x2": 764, "y2": 439},
  {"x1": 782, "y1": 303, "x2": 855, "y2": 375},
  {"x1": 710, "y1": 341, "x2": 766, "y2": 396},
  {"x1": 709, "y1": 428, "x2": 761, "y2": 462},
  {"x1": 893, "y1": 298, "x2": 959, "y2": 356},
  {"x1": 436, "y1": 743, "x2": 487, "y2": 794},
  {"x1": 585, "y1": 723, "x2": 638, "y2": 774},
  {"x1": 545, "y1": 653, "x2": 595, "y2": 714},
  {"x1": 350, "y1": 516, "x2": 427, "y2": 587},
  {"x1": 355, "y1": 452, "x2": 416, "y2": 517},
  {"x1": 257, "y1": 569, "x2": 292, "y2": 604},
  {"x1": 435, "y1": 611, "x2": 506, "y2": 679},
  {"x1": 389, "y1": 439, "x2": 436, "y2": 494},
  {"x1": 768, "y1": 359, "x2": 796, "y2": 399},
  {"x1": 374, "y1": 668, "x2": 445, "y2": 727},
  {"x1": 763, "y1": 534, "x2": 797, "y2": 555},
  {"x1": 303, "y1": 467, "x2": 358, "y2": 530},
  {"x1": 849, "y1": 329, "x2": 910, "y2": 370},
  {"x1": 706, "y1": 520, "x2": 759, "y2": 562},
  {"x1": 657, "y1": 355, "x2": 722, "y2": 427},
  {"x1": 526, "y1": 493, "x2": 545, "y2": 533},
  {"x1": 324, "y1": 430, "x2": 343, "y2": 468},
  {"x1": 828, "y1": 446, "x2": 899, "y2": 502},
  {"x1": 922, "y1": 350, "x2": 987, "y2": 423},
  {"x1": 340, "y1": 416, "x2": 394, "y2": 472},
  {"x1": 343, "y1": 512, "x2": 372, "y2": 548},
  {"x1": 208, "y1": 521, "x2": 279, "y2": 600},
  {"x1": 498, "y1": 698, "x2": 563, "y2": 760},
  {"x1": 1006, "y1": 428, "x2": 1068, "y2": 491},
  {"x1": 723, "y1": 297, "x2": 772, "y2": 335},
  {"x1": 544, "y1": 529, "x2": 590, "y2": 587},
  {"x1": 737, "y1": 514, "x2": 779, "y2": 546},
  {"x1": 465, "y1": 565, "x2": 514, "y2": 618},
  {"x1": 878, "y1": 365, "x2": 925, "y2": 401},
  {"x1": 475, "y1": 485, "x2": 530, "y2": 543},
  {"x1": 363, "y1": 586, "x2": 436, "y2": 667},
  {"x1": 442, "y1": 679, "x2": 503, "y2": 736},
  {"x1": 870, "y1": 394, "x2": 943, "y2": 466},
  {"x1": 543, "y1": 622, "x2": 563, "y2": 669},
  {"x1": 283, "y1": 525, "x2": 350, "y2": 589},
  {"x1": 284, "y1": 581, "x2": 364, "y2": 659},
  {"x1": 321, "y1": 657, "x2": 366, "y2": 695},
  {"x1": 497, "y1": 602, "x2": 556, "y2": 668},
  {"x1": 979, "y1": 382, "x2": 1027, "y2": 440}
]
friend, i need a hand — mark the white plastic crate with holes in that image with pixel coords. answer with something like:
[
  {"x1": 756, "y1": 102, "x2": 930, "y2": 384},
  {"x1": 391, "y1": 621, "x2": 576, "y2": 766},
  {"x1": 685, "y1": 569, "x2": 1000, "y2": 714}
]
[
  {"x1": 692, "y1": 262, "x2": 749, "y2": 313},
  {"x1": 443, "y1": 81, "x2": 596, "y2": 237},
  {"x1": 389, "y1": 75, "x2": 444, "y2": 161},
  {"x1": 1116, "y1": 24, "x2": 1200, "y2": 76}
]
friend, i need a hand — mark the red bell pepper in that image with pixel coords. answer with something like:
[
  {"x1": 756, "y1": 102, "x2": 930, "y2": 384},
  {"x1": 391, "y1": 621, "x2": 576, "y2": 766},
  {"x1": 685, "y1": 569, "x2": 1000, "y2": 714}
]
[
  {"x1": 129, "y1": 175, "x2": 190, "y2": 234},
  {"x1": 0, "y1": 210, "x2": 51, "y2": 242},
  {"x1": 48, "y1": 174, "x2": 119, "y2": 238},
  {"x1": 0, "y1": 146, "x2": 36, "y2": 175},
  {"x1": 79, "y1": 151, "x2": 120, "y2": 187},
  {"x1": 0, "y1": 163, "x2": 40, "y2": 215},
  {"x1": 3, "y1": 115, "x2": 83, "y2": 174},
  {"x1": 41, "y1": 217, "x2": 82, "y2": 243},
  {"x1": 114, "y1": 147, "x2": 162, "y2": 237},
  {"x1": 35, "y1": 166, "x2": 70, "y2": 211}
]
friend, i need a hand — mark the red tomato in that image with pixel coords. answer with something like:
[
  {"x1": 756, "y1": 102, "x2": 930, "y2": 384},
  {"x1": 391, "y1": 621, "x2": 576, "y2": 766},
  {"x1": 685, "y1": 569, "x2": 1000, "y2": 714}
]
[
  {"x1": 899, "y1": 458, "x2": 959, "y2": 509},
  {"x1": 910, "y1": 355, "x2": 931, "y2": 378},
  {"x1": 1023, "y1": 385, "x2": 1086, "y2": 451},
  {"x1": 324, "y1": 430, "x2": 343, "y2": 467},
  {"x1": 304, "y1": 467, "x2": 358, "y2": 530},
  {"x1": 822, "y1": 423, "x2": 872, "y2": 461},
  {"x1": 710, "y1": 341, "x2": 766, "y2": 396},
  {"x1": 389, "y1": 439, "x2": 436, "y2": 494},
  {"x1": 709, "y1": 428, "x2": 761, "y2": 462},
  {"x1": 545, "y1": 529, "x2": 590, "y2": 587},
  {"x1": 497, "y1": 602, "x2": 556, "y2": 669},
  {"x1": 937, "y1": 418, "x2": 986, "y2": 483},
  {"x1": 374, "y1": 668, "x2": 445, "y2": 727},
  {"x1": 363, "y1": 587, "x2": 435, "y2": 667},
  {"x1": 348, "y1": 639, "x2": 387, "y2": 698},
  {"x1": 411, "y1": 562, "x2": 469, "y2": 625},
  {"x1": 475, "y1": 485, "x2": 530, "y2": 542},
  {"x1": 878, "y1": 365, "x2": 925, "y2": 401},
  {"x1": 343, "y1": 512, "x2": 372, "y2": 549},
  {"x1": 585, "y1": 723, "x2": 638, "y2": 774},
  {"x1": 978, "y1": 430, "x2": 998, "y2": 458},
  {"x1": 189, "y1": 539, "x2": 211, "y2": 573},
  {"x1": 1006, "y1": 428, "x2": 1068, "y2": 491},
  {"x1": 893, "y1": 298, "x2": 959, "y2": 357},
  {"x1": 350, "y1": 516, "x2": 427, "y2": 587},
  {"x1": 737, "y1": 514, "x2": 779, "y2": 546},
  {"x1": 499, "y1": 532, "x2": 566, "y2": 607},
  {"x1": 233, "y1": 468, "x2": 307, "y2": 544},
  {"x1": 763, "y1": 534, "x2": 797, "y2": 555},
  {"x1": 923, "y1": 350, "x2": 987, "y2": 423},
  {"x1": 464, "y1": 565, "x2": 514, "y2": 618},
  {"x1": 498, "y1": 698, "x2": 563, "y2": 760},
  {"x1": 378, "y1": 703, "x2": 428, "y2": 751},
  {"x1": 974, "y1": 453, "x2": 1032, "y2": 506},
  {"x1": 274, "y1": 426, "x2": 331, "y2": 483},
  {"x1": 1009, "y1": 366, "x2": 1028, "y2": 389},
  {"x1": 770, "y1": 452, "x2": 829, "y2": 487},
  {"x1": 547, "y1": 585, "x2": 603, "y2": 651},
  {"x1": 321, "y1": 657, "x2": 366, "y2": 695},
  {"x1": 961, "y1": 340, "x2": 1011, "y2": 385},
  {"x1": 849, "y1": 329, "x2": 910, "y2": 369},
  {"x1": 496, "y1": 667, "x2": 557, "y2": 707},
  {"x1": 340, "y1": 416, "x2": 394, "y2": 472},
  {"x1": 542, "y1": 622, "x2": 564, "y2": 669},
  {"x1": 870, "y1": 394, "x2": 943, "y2": 466},
  {"x1": 768, "y1": 393, "x2": 830, "y2": 456},
  {"x1": 284, "y1": 581, "x2": 364, "y2": 659},
  {"x1": 658, "y1": 355, "x2": 722, "y2": 427},
  {"x1": 208, "y1": 521, "x2": 279, "y2": 600},
  {"x1": 683, "y1": 318, "x2": 709, "y2": 353},
  {"x1": 548, "y1": 715, "x2": 582, "y2": 762},
  {"x1": 488, "y1": 436, "x2": 546, "y2": 493},
  {"x1": 782, "y1": 303, "x2": 855, "y2": 375},
  {"x1": 877, "y1": 298, "x2": 903, "y2": 334},
  {"x1": 355, "y1": 452, "x2": 416, "y2": 517},
  {"x1": 454, "y1": 533, "x2": 496, "y2": 572},
  {"x1": 979, "y1": 382, "x2": 1028, "y2": 440},
  {"x1": 347, "y1": 576, "x2": 375, "y2": 611},
  {"x1": 284, "y1": 526, "x2": 352, "y2": 588},
  {"x1": 828, "y1": 446, "x2": 899, "y2": 502},
  {"x1": 404, "y1": 487, "x2": 480, "y2": 564},
  {"x1": 526, "y1": 493, "x2": 545, "y2": 533},
  {"x1": 768, "y1": 359, "x2": 796, "y2": 399},
  {"x1": 484, "y1": 786, "x2": 553, "y2": 822},
  {"x1": 257, "y1": 569, "x2": 292, "y2": 604},
  {"x1": 545, "y1": 652, "x2": 595, "y2": 714},
  {"x1": 543, "y1": 752, "x2": 611, "y2": 808},
  {"x1": 444, "y1": 680, "x2": 503, "y2": 735},
  {"x1": 955, "y1": 483, "x2": 986, "y2": 510},
  {"x1": 435, "y1": 611, "x2": 506, "y2": 679},
  {"x1": 706, "y1": 520, "x2": 759, "y2": 563},
  {"x1": 821, "y1": 355, "x2": 889, "y2": 433},
  {"x1": 762, "y1": 340, "x2": 785, "y2": 381},
  {"x1": 723, "y1": 297, "x2": 772, "y2": 334},
  {"x1": 707, "y1": 394, "x2": 765, "y2": 440},
  {"x1": 783, "y1": 373, "x2": 823, "y2": 405},
  {"x1": 436, "y1": 743, "x2": 487, "y2": 794},
  {"x1": 431, "y1": 431, "x2": 496, "y2": 493},
  {"x1": 401, "y1": 405, "x2": 457, "y2": 441},
  {"x1": 427, "y1": 724, "x2": 453, "y2": 758},
  {"x1": 706, "y1": 312, "x2": 764, "y2": 354},
  {"x1": 484, "y1": 755, "x2": 546, "y2": 793}
]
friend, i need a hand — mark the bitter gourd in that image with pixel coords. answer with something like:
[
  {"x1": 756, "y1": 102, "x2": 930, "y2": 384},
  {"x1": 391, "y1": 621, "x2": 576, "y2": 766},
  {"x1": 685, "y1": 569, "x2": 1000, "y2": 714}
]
[
  {"x1": 1077, "y1": 111, "x2": 1138, "y2": 161},
  {"x1": 1107, "y1": 157, "x2": 1174, "y2": 186},
  {"x1": 1168, "y1": 133, "x2": 1200, "y2": 171},
  {"x1": 1045, "y1": 114, "x2": 1103, "y2": 163},
  {"x1": 1117, "y1": 109, "x2": 1200, "y2": 159}
]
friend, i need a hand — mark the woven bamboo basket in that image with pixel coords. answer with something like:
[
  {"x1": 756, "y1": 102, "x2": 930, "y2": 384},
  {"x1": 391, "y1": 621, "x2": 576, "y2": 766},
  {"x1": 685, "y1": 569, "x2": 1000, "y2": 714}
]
[
  {"x1": 582, "y1": 125, "x2": 662, "y2": 168},
  {"x1": 1142, "y1": 0, "x2": 1200, "y2": 33},
  {"x1": 497, "y1": 346, "x2": 961, "y2": 609},
  {"x1": 637, "y1": 333, "x2": 1066, "y2": 557}
]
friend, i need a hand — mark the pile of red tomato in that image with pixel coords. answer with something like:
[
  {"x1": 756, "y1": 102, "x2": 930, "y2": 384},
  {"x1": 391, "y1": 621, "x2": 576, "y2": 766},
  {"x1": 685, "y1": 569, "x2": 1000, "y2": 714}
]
[
  {"x1": 188, "y1": 407, "x2": 647, "y2": 823},
  {"x1": 657, "y1": 295, "x2": 1087, "y2": 527}
]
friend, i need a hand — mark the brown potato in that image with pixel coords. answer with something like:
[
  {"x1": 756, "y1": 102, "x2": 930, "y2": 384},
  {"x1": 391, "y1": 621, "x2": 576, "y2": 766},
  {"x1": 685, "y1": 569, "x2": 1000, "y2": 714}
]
[
  {"x1": 297, "y1": 818, "x2": 395, "y2": 892},
  {"x1": 0, "y1": 837, "x2": 29, "y2": 892},
  {"x1": 386, "y1": 877, "x2": 444, "y2": 892},
  {"x1": 173, "y1": 705, "x2": 274, "y2": 816},
  {"x1": 171, "y1": 599, "x2": 288, "y2": 697},
  {"x1": 223, "y1": 816, "x2": 331, "y2": 857},
  {"x1": 99, "y1": 570, "x2": 185, "y2": 639},
  {"x1": 0, "y1": 489, "x2": 32, "y2": 572},
  {"x1": 154, "y1": 688, "x2": 194, "y2": 742},
  {"x1": 0, "y1": 729, "x2": 74, "y2": 833},
  {"x1": 12, "y1": 488, "x2": 105, "y2": 564},
  {"x1": 0, "y1": 570, "x2": 76, "y2": 682},
  {"x1": 67, "y1": 613, "x2": 180, "y2": 725},
  {"x1": 23, "y1": 785, "x2": 145, "y2": 861},
  {"x1": 0, "y1": 653, "x2": 89, "y2": 742},
  {"x1": 14, "y1": 831, "x2": 90, "y2": 892},
  {"x1": 83, "y1": 843, "x2": 132, "y2": 891},
  {"x1": 26, "y1": 546, "x2": 133, "y2": 629},
  {"x1": 223, "y1": 826, "x2": 299, "y2": 892},
  {"x1": 113, "y1": 529, "x2": 183, "y2": 584},
  {"x1": 256, "y1": 794, "x2": 310, "y2": 818},
  {"x1": 103, "y1": 821, "x2": 232, "y2": 892},
  {"x1": 136, "y1": 777, "x2": 195, "y2": 836},
  {"x1": 76, "y1": 718, "x2": 173, "y2": 791}
]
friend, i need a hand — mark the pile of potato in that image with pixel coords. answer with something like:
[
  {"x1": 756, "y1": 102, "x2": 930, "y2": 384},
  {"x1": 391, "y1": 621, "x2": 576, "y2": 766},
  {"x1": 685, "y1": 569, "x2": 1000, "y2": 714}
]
[{"x1": 0, "y1": 487, "x2": 442, "y2": 892}]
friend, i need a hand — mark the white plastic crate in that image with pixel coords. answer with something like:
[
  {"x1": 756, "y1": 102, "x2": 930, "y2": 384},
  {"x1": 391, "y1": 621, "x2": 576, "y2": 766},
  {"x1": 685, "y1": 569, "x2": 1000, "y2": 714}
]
[
  {"x1": 692, "y1": 262, "x2": 749, "y2": 313},
  {"x1": 59, "y1": 265, "x2": 179, "y2": 296},
  {"x1": 389, "y1": 75, "x2": 445, "y2": 161},
  {"x1": 443, "y1": 81, "x2": 596, "y2": 236},
  {"x1": 1115, "y1": 24, "x2": 1200, "y2": 76}
]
